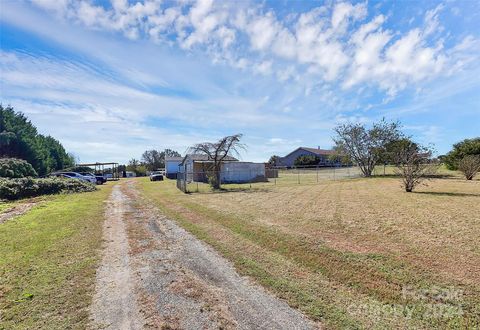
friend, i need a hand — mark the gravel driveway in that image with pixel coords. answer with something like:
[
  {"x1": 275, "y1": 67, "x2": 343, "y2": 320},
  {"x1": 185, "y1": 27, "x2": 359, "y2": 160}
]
[{"x1": 90, "y1": 180, "x2": 319, "y2": 329}]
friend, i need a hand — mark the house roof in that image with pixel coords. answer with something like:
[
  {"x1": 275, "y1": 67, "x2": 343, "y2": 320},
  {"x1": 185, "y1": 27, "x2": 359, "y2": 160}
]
[{"x1": 283, "y1": 147, "x2": 336, "y2": 158}]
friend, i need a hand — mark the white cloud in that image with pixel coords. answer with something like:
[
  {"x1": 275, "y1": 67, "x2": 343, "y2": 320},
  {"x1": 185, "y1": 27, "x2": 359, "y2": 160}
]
[
  {"x1": 331, "y1": 2, "x2": 367, "y2": 31},
  {"x1": 25, "y1": 0, "x2": 478, "y2": 99},
  {"x1": 246, "y1": 12, "x2": 279, "y2": 51}
]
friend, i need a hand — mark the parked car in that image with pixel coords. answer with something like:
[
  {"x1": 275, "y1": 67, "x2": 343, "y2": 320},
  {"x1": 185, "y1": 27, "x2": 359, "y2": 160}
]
[
  {"x1": 149, "y1": 171, "x2": 164, "y2": 181},
  {"x1": 80, "y1": 172, "x2": 106, "y2": 185},
  {"x1": 51, "y1": 172, "x2": 96, "y2": 184}
]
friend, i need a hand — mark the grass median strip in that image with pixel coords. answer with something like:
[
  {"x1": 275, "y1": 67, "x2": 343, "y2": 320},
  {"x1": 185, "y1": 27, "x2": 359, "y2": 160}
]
[{"x1": 0, "y1": 184, "x2": 114, "y2": 329}]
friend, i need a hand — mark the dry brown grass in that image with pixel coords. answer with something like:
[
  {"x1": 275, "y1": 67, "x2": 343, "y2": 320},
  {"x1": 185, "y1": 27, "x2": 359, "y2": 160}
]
[
  {"x1": 139, "y1": 175, "x2": 480, "y2": 329},
  {"x1": 189, "y1": 177, "x2": 480, "y2": 285}
]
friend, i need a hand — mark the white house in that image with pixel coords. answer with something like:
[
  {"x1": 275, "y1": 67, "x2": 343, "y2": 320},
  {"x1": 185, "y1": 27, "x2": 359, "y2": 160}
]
[{"x1": 165, "y1": 156, "x2": 183, "y2": 179}]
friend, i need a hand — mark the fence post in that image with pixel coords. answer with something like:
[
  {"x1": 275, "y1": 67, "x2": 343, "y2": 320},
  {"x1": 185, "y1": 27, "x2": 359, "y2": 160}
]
[
  {"x1": 333, "y1": 166, "x2": 336, "y2": 180},
  {"x1": 297, "y1": 168, "x2": 300, "y2": 184},
  {"x1": 250, "y1": 169, "x2": 252, "y2": 189},
  {"x1": 316, "y1": 166, "x2": 319, "y2": 183}
]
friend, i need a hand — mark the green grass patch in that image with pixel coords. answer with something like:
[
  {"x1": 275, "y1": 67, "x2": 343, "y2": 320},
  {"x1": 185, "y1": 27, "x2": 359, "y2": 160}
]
[
  {"x1": 0, "y1": 201, "x2": 14, "y2": 213},
  {"x1": 0, "y1": 183, "x2": 114, "y2": 329}
]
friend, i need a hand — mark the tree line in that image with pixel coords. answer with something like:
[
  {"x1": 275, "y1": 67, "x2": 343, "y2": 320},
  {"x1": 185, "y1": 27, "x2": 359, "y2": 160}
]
[{"x1": 0, "y1": 105, "x2": 74, "y2": 176}]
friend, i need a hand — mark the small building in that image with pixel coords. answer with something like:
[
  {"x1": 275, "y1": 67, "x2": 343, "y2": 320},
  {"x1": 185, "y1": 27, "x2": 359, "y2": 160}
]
[
  {"x1": 179, "y1": 154, "x2": 266, "y2": 183},
  {"x1": 221, "y1": 161, "x2": 266, "y2": 183},
  {"x1": 165, "y1": 156, "x2": 183, "y2": 179},
  {"x1": 278, "y1": 147, "x2": 339, "y2": 167},
  {"x1": 125, "y1": 171, "x2": 136, "y2": 178}
]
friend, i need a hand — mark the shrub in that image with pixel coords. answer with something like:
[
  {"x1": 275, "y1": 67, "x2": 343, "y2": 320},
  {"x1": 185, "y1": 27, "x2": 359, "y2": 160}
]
[
  {"x1": 458, "y1": 155, "x2": 480, "y2": 180},
  {"x1": 0, "y1": 177, "x2": 96, "y2": 200},
  {"x1": 294, "y1": 155, "x2": 320, "y2": 167},
  {"x1": 0, "y1": 158, "x2": 37, "y2": 178}
]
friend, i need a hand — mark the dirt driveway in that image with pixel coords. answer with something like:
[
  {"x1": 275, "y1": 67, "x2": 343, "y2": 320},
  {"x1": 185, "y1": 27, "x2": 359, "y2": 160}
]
[{"x1": 89, "y1": 180, "x2": 319, "y2": 330}]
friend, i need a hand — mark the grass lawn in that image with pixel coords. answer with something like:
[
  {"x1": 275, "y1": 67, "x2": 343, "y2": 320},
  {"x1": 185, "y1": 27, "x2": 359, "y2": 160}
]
[
  {"x1": 138, "y1": 174, "x2": 480, "y2": 329},
  {"x1": 0, "y1": 183, "x2": 114, "y2": 329}
]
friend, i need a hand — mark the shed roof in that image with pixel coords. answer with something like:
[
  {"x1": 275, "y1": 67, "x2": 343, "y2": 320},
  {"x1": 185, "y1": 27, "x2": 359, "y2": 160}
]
[
  {"x1": 165, "y1": 156, "x2": 183, "y2": 161},
  {"x1": 181, "y1": 153, "x2": 238, "y2": 165}
]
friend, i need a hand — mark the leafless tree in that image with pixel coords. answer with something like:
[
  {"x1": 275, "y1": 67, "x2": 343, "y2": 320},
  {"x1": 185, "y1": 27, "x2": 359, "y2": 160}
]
[
  {"x1": 458, "y1": 155, "x2": 480, "y2": 180},
  {"x1": 333, "y1": 119, "x2": 402, "y2": 177},
  {"x1": 190, "y1": 134, "x2": 245, "y2": 189},
  {"x1": 393, "y1": 142, "x2": 438, "y2": 192}
]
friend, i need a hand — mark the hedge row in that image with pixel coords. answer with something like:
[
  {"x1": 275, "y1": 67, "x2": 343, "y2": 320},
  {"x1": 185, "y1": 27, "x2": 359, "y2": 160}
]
[{"x1": 0, "y1": 177, "x2": 97, "y2": 200}]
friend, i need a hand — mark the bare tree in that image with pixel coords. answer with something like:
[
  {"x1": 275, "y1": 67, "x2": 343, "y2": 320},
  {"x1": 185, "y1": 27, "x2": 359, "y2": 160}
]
[
  {"x1": 190, "y1": 134, "x2": 245, "y2": 189},
  {"x1": 333, "y1": 119, "x2": 402, "y2": 177},
  {"x1": 393, "y1": 142, "x2": 437, "y2": 192},
  {"x1": 458, "y1": 155, "x2": 480, "y2": 180}
]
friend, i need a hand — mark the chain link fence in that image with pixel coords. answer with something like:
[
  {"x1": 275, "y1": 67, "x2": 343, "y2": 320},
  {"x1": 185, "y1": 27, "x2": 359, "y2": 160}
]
[{"x1": 176, "y1": 165, "x2": 367, "y2": 193}]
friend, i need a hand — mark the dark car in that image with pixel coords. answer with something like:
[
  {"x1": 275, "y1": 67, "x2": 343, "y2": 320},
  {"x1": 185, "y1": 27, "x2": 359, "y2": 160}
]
[{"x1": 149, "y1": 171, "x2": 164, "y2": 181}]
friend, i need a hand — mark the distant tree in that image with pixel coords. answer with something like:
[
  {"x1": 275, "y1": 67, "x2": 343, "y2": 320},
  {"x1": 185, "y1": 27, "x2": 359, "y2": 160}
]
[
  {"x1": 294, "y1": 155, "x2": 320, "y2": 167},
  {"x1": 393, "y1": 141, "x2": 437, "y2": 192},
  {"x1": 127, "y1": 158, "x2": 140, "y2": 175},
  {"x1": 444, "y1": 138, "x2": 480, "y2": 170},
  {"x1": 164, "y1": 149, "x2": 181, "y2": 158},
  {"x1": 268, "y1": 155, "x2": 280, "y2": 166},
  {"x1": 190, "y1": 134, "x2": 245, "y2": 189},
  {"x1": 436, "y1": 154, "x2": 447, "y2": 163},
  {"x1": 378, "y1": 138, "x2": 417, "y2": 164},
  {"x1": 141, "y1": 149, "x2": 181, "y2": 171},
  {"x1": 328, "y1": 145, "x2": 351, "y2": 164},
  {"x1": 333, "y1": 119, "x2": 402, "y2": 177},
  {"x1": 458, "y1": 155, "x2": 480, "y2": 180},
  {"x1": 141, "y1": 150, "x2": 163, "y2": 171}
]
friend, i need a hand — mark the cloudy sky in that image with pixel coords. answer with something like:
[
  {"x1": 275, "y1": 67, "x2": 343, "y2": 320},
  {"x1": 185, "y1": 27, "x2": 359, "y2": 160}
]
[{"x1": 1, "y1": 0, "x2": 479, "y2": 163}]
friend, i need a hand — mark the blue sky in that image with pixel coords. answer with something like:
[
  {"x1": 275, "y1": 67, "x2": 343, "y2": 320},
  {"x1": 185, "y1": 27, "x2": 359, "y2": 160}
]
[{"x1": 1, "y1": 0, "x2": 479, "y2": 163}]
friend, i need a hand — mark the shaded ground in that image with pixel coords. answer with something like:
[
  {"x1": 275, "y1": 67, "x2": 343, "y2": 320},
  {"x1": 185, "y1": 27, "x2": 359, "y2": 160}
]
[{"x1": 90, "y1": 179, "x2": 318, "y2": 329}]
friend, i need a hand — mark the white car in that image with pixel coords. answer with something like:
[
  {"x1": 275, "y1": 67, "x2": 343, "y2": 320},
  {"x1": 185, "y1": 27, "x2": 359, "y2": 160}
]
[{"x1": 52, "y1": 171, "x2": 96, "y2": 184}]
